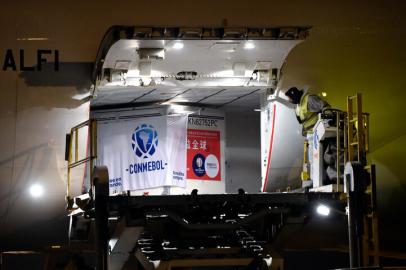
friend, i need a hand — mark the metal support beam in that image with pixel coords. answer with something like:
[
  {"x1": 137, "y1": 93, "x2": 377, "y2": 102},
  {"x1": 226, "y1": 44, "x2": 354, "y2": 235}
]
[
  {"x1": 109, "y1": 220, "x2": 143, "y2": 270},
  {"x1": 94, "y1": 166, "x2": 109, "y2": 270},
  {"x1": 345, "y1": 162, "x2": 366, "y2": 268}
]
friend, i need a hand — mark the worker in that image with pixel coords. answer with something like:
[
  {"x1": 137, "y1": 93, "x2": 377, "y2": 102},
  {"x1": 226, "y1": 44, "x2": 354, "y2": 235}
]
[
  {"x1": 284, "y1": 87, "x2": 330, "y2": 135},
  {"x1": 285, "y1": 87, "x2": 331, "y2": 187}
]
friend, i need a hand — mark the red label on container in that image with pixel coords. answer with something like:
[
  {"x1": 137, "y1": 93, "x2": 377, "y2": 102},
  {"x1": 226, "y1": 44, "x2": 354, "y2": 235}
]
[{"x1": 187, "y1": 129, "x2": 221, "y2": 181}]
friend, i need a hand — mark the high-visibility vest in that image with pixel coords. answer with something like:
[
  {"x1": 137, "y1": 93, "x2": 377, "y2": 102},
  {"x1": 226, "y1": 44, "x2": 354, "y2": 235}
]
[{"x1": 295, "y1": 92, "x2": 320, "y2": 134}]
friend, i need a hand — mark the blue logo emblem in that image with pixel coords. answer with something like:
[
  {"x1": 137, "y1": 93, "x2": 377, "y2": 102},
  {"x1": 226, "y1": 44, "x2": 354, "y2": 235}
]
[
  {"x1": 192, "y1": 153, "x2": 206, "y2": 177},
  {"x1": 132, "y1": 124, "x2": 158, "y2": 159}
]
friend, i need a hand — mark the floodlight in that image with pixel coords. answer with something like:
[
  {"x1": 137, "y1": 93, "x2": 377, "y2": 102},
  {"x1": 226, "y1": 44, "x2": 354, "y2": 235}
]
[
  {"x1": 244, "y1": 42, "x2": 255, "y2": 50},
  {"x1": 29, "y1": 184, "x2": 44, "y2": 198},
  {"x1": 316, "y1": 204, "x2": 330, "y2": 216},
  {"x1": 172, "y1": 42, "x2": 184, "y2": 49}
]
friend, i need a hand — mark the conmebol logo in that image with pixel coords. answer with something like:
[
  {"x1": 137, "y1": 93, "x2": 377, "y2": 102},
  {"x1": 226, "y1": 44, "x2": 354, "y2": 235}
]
[{"x1": 132, "y1": 124, "x2": 158, "y2": 158}]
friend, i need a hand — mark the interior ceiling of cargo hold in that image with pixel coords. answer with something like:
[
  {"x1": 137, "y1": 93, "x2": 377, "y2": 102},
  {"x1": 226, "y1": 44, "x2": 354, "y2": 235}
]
[{"x1": 90, "y1": 27, "x2": 308, "y2": 110}]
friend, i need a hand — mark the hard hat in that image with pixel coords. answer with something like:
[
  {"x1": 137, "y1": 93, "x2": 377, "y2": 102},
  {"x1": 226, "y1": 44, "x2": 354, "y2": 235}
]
[{"x1": 285, "y1": 87, "x2": 303, "y2": 104}]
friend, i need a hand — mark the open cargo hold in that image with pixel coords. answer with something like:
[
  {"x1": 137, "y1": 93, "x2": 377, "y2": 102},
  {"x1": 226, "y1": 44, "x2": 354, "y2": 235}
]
[
  {"x1": 66, "y1": 27, "x2": 378, "y2": 270},
  {"x1": 69, "y1": 26, "x2": 309, "y2": 197}
]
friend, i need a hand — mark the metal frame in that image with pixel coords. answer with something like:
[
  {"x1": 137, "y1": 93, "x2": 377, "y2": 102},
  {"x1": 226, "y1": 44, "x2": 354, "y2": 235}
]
[
  {"x1": 66, "y1": 119, "x2": 97, "y2": 200},
  {"x1": 88, "y1": 166, "x2": 344, "y2": 270},
  {"x1": 346, "y1": 94, "x2": 379, "y2": 268}
]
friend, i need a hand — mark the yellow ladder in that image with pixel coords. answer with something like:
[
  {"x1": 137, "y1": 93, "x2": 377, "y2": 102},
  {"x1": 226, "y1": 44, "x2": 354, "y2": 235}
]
[
  {"x1": 347, "y1": 93, "x2": 365, "y2": 163},
  {"x1": 347, "y1": 93, "x2": 379, "y2": 266},
  {"x1": 66, "y1": 119, "x2": 97, "y2": 204}
]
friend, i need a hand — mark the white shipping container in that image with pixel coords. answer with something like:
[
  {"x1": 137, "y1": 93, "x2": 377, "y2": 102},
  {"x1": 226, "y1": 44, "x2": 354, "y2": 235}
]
[{"x1": 92, "y1": 105, "x2": 226, "y2": 195}]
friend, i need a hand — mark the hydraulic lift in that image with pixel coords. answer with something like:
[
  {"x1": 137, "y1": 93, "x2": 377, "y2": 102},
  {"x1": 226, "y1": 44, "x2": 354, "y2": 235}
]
[
  {"x1": 65, "y1": 26, "x2": 379, "y2": 269},
  {"x1": 72, "y1": 161, "x2": 375, "y2": 270}
]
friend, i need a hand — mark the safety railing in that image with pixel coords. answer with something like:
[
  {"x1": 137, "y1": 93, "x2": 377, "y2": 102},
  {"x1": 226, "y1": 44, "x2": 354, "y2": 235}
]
[
  {"x1": 347, "y1": 94, "x2": 370, "y2": 163},
  {"x1": 347, "y1": 93, "x2": 378, "y2": 267},
  {"x1": 66, "y1": 119, "x2": 97, "y2": 201}
]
